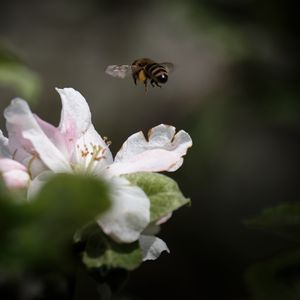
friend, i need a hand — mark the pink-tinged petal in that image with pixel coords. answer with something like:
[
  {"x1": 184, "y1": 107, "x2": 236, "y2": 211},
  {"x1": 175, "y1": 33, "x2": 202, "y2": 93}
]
[
  {"x1": 108, "y1": 124, "x2": 192, "y2": 176},
  {"x1": 4, "y1": 100, "x2": 48, "y2": 163},
  {"x1": 56, "y1": 87, "x2": 92, "y2": 138},
  {"x1": 139, "y1": 235, "x2": 170, "y2": 261},
  {"x1": 0, "y1": 158, "x2": 29, "y2": 189},
  {"x1": 0, "y1": 158, "x2": 27, "y2": 172},
  {"x1": 6, "y1": 122, "x2": 34, "y2": 164},
  {"x1": 2, "y1": 170, "x2": 30, "y2": 189},
  {"x1": 56, "y1": 88, "x2": 113, "y2": 166},
  {"x1": 156, "y1": 212, "x2": 172, "y2": 225},
  {"x1": 34, "y1": 115, "x2": 72, "y2": 159},
  {"x1": 97, "y1": 177, "x2": 150, "y2": 243},
  {"x1": 4, "y1": 98, "x2": 72, "y2": 173},
  {"x1": 0, "y1": 130, "x2": 10, "y2": 158}
]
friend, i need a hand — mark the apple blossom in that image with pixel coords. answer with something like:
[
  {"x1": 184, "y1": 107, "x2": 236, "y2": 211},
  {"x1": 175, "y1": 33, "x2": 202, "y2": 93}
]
[{"x1": 0, "y1": 88, "x2": 192, "y2": 261}]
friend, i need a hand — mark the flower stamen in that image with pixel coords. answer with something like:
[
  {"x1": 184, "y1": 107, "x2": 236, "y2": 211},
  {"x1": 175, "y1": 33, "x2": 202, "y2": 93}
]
[
  {"x1": 27, "y1": 154, "x2": 38, "y2": 180},
  {"x1": 85, "y1": 144, "x2": 104, "y2": 173}
]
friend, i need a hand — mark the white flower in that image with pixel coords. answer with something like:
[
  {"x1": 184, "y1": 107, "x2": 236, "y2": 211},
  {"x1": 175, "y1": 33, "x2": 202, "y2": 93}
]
[{"x1": 0, "y1": 88, "x2": 192, "y2": 260}]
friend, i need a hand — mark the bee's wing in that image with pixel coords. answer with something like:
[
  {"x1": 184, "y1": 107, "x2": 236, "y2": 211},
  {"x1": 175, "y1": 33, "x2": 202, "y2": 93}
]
[
  {"x1": 105, "y1": 64, "x2": 133, "y2": 79},
  {"x1": 160, "y1": 62, "x2": 175, "y2": 73}
]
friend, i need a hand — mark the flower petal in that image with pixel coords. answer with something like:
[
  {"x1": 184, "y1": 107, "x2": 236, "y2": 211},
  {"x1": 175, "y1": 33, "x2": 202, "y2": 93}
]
[
  {"x1": 4, "y1": 98, "x2": 72, "y2": 173},
  {"x1": 56, "y1": 88, "x2": 113, "y2": 166},
  {"x1": 0, "y1": 157, "x2": 27, "y2": 173},
  {"x1": 97, "y1": 176, "x2": 150, "y2": 243},
  {"x1": 156, "y1": 212, "x2": 173, "y2": 225},
  {"x1": 107, "y1": 124, "x2": 192, "y2": 176},
  {"x1": 72, "y1": 125, "x2": 113, "y2": 172},
  {"x1": 34, "y1": 115, "x2": 72, "y2": 160},
  {"x1": 2, "y1": 170, "x2": 30, "y2": 189},
  {"x1": 56, "y1": 87, "x2": 91, "y2": 139},
  {"x1": 0, "y1": 130, "x2": 10, "y2": 158},
  {"x1": 139, "y1": 235, "x2": 170, "y2": 261},
  {"x1": 22, "y1": 155, "x2": 48, "y2": 179},
  {"x1": 27, "y1": 170, "x2": 53, "y2": 199},
  {"x1": 0, "y1": 158, "x2": 30, "y2": 189}
]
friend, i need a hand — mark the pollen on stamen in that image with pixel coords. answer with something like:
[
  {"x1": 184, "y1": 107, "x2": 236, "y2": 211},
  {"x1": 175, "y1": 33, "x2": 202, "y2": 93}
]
[{"x1": 81, "y1": 149, "x2": 89, "y2": 157}]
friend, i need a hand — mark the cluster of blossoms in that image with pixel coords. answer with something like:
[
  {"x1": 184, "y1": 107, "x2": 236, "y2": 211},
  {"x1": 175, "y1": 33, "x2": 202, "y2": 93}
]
[{"x1": 0, "y1": 88, "x2": 192, "y2": 261}]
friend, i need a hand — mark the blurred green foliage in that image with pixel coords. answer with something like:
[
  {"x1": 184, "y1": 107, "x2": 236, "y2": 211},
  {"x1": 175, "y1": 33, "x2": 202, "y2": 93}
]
[
  {"x1": 0, "y1": 174, "x2": 110, "y2": 274},
  {"x1": 246, "y1": 203, "x2": 300, "y2": 242},
  {"x1": 246, "y1": 204, "x2": 300, "y2": 300},
  {"x1": 245, "y1": 250, "x2": 300, "y2": 300},
  {"x1": 0, "y1": 171, "x2": 191, "y2": 298},
  {"x1": 0, "y1": 45, "x2": 42, "y2": 104},
  {"x1": 176, "y1": 0, "x2": 300, "y2": 124}
]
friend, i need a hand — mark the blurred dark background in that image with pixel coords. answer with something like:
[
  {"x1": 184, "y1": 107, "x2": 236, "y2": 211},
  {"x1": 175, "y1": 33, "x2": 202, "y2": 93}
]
[{"x1": 0, "y1": 0, "x2": 300, "y2": 299}]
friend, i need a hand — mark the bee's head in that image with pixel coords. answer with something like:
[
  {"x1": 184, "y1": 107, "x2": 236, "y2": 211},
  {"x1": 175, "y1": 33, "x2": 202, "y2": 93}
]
[{"x1": 157, "y1": 74, "x2": 168, "y2": 83}]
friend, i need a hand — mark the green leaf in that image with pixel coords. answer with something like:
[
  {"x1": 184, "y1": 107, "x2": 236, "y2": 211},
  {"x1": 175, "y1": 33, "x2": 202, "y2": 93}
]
[
  {"x1": 0, "y1": 45, "x2": 42, "y2": 103},
  {"x1": 32, "y1": 173, "x2": 110, "y2": 226},
  {"x1": 124, "y1": 172, "x2": 190, "y2": 222},
  {"x1": 0, "y1": 173, "x2": 111, "y2": 272},
  {"x1": 245, "y1": 249, "x2": 300, "y2": 300},
  {"x1": 0, "y1": 46, "x2": 23, "y2": 64},
  {"x1": 245, "y1": 203, "x2": 300, "y2": 241},
  {"x1": 79, "y1": 222, "x2": 142, "y2": 271},
  {"x1": 0, "y1": 179, "x2": 19, "y2": 236}
]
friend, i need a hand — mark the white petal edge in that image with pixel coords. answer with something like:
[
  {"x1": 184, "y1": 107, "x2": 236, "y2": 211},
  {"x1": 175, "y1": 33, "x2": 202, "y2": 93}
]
[
  {"x1": 114, "y1": 124, "x2": 192, "y2": 162},
  {"x1": 96, "y1": 176, "x2": 150, "y2": 243},
  {"x1": 57, "y1": 87, "x2": 92, "y2": 138},
  {"x1": 139, "y1": 235, "x2": 170, "y2": 261},
  {"x1": 108, "y1": 124, "x2": 192, "y2": 176},
  {"x1": 107, "y1": 149, "x2": 183, "y2": 176},
  {"x1": 56, "y1": 88, "x2": 113, "y2": 165},
  {"x1": 4, "y1": 98, "x2": 72, "y2": 173}
]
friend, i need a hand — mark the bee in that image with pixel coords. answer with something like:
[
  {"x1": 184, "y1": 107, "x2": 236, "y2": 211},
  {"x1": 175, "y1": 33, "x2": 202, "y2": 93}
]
[{"x1": 105, "y1": 58, "x2": 174, "y2": 91}]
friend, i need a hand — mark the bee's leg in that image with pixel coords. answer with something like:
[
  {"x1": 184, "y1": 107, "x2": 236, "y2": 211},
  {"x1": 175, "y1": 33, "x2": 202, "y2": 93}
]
[
  {"x1": 151, "y1": 79, "x2": 161, "y2": 88},
  {"x1": 132, "y1": 74, "x2": 137, "y2": 85},
  {"x1": 144, "y1": 79, "x2": 148, "y2": 92}
]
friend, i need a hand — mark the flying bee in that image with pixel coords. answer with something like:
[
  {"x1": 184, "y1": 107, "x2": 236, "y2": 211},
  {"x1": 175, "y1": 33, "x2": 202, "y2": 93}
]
[{"x1": 105, "y1": 58, "x2": 174, "y2": 91}]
